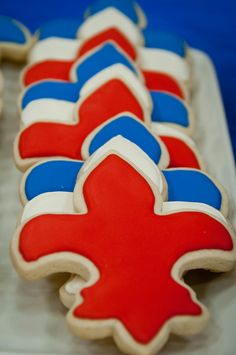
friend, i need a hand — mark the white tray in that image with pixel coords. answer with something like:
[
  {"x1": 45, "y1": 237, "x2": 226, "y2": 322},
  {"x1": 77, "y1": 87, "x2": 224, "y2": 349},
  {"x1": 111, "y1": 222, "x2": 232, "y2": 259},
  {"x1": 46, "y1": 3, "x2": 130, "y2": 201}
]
[{"x1": 0, "y1": 49, "x2": 235, "y2": 354}]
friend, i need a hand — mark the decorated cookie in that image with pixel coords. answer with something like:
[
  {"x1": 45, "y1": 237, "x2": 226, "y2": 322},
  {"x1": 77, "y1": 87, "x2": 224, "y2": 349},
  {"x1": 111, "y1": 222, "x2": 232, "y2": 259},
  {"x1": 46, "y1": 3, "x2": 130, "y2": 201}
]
[
  {"x1": 143, "y1": 28, "x2": 187, "y2": 58},
  {"x1": 15, "y1": 77, "x2": 157, "y2": 171},
  {"x1": 84, "y1": 0, "x2": 147, "y2": 28},
  {"x1": 21, "y1": 42, "x2": 142, "y2": 87},
  {"x1": 18, "y1": 76, "x2": 198, "y2": 173},
  {"x1": 11, "y1": 137, "x2": 235, "y2": 355},
  {"x1": 18, "y1": 138, "x2": 229, "y2": 310},
  {"x1": 20, "y1": 64, "x2": 191, "y2": 134},
  {"x1": 20, "y1": 65, "x2": 151, "y2": 125},
  {"x1": 0, "y1": 16, "x2": 32, "y2": 61}
]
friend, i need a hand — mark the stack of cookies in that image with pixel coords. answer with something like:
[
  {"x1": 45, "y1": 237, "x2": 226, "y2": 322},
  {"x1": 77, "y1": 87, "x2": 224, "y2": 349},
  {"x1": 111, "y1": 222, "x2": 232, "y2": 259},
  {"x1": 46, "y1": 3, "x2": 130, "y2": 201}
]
[{"x1": 10, "y1": 1, "x2": 235, "y2": 354}]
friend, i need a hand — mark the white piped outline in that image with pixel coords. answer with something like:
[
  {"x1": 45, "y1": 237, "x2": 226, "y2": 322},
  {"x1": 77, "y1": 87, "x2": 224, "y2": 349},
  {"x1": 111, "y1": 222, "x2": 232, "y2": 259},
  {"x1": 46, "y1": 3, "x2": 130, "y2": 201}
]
[{"x1": 139, "y1": 47, "x2": 190, "y2": 84}]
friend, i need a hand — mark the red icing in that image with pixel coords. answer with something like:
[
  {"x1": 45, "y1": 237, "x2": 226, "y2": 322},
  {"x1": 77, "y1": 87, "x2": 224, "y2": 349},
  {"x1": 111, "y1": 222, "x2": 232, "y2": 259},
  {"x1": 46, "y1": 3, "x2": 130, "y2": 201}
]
[
  {"x1": 18, "y1": 80, "x2": 144, "y2": 161},
  {"x1": 78, "y1": 28, "x2": 137, "y2": 61},
  {"x1": 161, "y1": 136, "x2": 201, "y2": 169},
  {"x1": 19, "y1": 156, "x2": 233, "y2": 344},
  {"x1": 143, "y1": 71, "x2": 185, "y2": 100},
  {"x1": 23, "y1": 60, "x2": 73, "y2": 87}
]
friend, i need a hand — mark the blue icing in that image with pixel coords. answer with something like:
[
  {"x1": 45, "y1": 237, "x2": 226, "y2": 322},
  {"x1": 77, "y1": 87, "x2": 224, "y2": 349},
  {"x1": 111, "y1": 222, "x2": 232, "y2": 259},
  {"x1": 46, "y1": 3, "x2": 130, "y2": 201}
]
[
  {"x1": 89, "y1": 116, "x2": 162, "y2": 164},
  {"x1": 22, "y1": 81, "x2": 82, "y2": 109},
  {"x1": 143, "y1": 29, "x2": 186, "y2": 57},
  {"x1": 150, "y1": 91, "x2": 189, "y2": 127},
  {"x1": 25, "y1": 160, "x2": 83, "y2": 201},
  {"x1": 38, "y1": 19, "x2": 82, "y2": 40},
  {"x1": 0, "y1": 16, "x2": 26, "y2": 44},
  {"x1": 163, "y1": 169, "x2": 222, "y2": 210},
  {"x1": 25, "y1": 161, "x2": 222, "y2": 211},
  {"x1": 74, "y1": 43, "x2": 138, "y2": 85},
  {"x1": 86, "y1": 0, "x2": 139, "y2": 24}
]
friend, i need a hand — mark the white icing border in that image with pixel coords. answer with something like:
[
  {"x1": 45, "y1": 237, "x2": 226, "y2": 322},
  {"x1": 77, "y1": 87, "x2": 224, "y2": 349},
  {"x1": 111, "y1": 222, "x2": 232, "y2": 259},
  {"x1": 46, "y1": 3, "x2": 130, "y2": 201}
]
[
  {"x1": 138, "y1": 47, "x2": 190, "y2": 82},
  {"x1": 28, "y1": 37, "x2": 81, "y2": 63},
  {"x1": 21, "y1": 192, "x2": 75, "y2": 223},
  {"x1": 21, "y1": 99, "x2": 75, "y2": 126}
]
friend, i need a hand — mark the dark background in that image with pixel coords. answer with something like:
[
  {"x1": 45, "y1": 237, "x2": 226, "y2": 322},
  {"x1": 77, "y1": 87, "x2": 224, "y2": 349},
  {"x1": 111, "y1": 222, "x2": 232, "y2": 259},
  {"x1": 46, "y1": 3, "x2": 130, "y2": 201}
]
[{"x1": 1, "y1": 0, "x2": 235, "y2": 157}]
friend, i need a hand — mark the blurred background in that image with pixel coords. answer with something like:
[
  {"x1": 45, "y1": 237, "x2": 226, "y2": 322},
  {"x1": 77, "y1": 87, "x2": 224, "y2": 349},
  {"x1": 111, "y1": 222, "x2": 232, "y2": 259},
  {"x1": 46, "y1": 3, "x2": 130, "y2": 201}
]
[{"x1": 0, "y1": 0, "x2": 235, "y2": 157}]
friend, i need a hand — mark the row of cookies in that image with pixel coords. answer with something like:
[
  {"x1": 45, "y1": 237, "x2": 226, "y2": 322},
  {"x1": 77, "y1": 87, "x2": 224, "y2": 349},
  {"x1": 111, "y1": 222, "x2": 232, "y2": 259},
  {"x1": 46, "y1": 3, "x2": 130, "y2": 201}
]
[
  {"x1": 10, "y1": 2, "x2": 236, "y2": 355},
  {"x1": 15, "y1": 0, "x2": 196, "y2": 172}
]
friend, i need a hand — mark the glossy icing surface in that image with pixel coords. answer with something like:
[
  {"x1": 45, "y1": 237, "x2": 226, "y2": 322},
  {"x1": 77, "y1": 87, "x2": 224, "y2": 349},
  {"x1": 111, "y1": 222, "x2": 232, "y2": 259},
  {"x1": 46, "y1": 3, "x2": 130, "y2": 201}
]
[
  {"x1": 143, "y1": 71, "x2": 185, "y2": 100},
  {"x1": 25, "y1": 160, "x2": 83, "y2": 201},
  {"x1": 160, "y1": 136, "x2": 200, "y2": 169},
  {"x1": 150, "y1": 91, "x2": 189, "y2": 126}
]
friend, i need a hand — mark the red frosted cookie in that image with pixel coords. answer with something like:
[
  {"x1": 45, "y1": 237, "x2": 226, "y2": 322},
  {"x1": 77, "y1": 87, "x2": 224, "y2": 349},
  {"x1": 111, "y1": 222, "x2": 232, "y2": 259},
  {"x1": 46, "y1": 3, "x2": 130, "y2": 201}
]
[
  {"x1": 15, "y1": 77, "x2": 156, "y2": 171},
  {"x1": 11, "y1": 137, "x2": 235, "y2": 355}
]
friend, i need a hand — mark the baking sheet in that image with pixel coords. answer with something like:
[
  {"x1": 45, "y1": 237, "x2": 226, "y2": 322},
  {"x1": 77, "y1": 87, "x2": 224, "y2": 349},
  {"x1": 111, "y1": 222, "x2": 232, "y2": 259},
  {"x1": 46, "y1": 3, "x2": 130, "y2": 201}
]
[{"x1": 0, "y1": 49, "x2": 235, "y2": 354}]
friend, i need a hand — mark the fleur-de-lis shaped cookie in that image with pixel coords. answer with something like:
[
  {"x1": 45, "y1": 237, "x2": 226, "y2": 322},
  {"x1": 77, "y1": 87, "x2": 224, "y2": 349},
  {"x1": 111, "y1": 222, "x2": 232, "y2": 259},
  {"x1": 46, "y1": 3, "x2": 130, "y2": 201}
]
[
  {"x1": 15, "y1": 77, "x2": 160, "y2": 171},
  {"x1": 11, "y1": 137, "x2": 235, "y2": 355}
]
